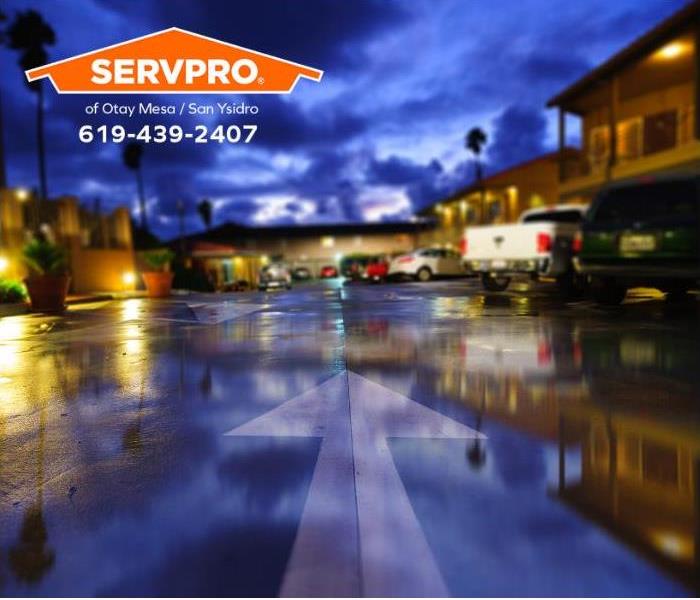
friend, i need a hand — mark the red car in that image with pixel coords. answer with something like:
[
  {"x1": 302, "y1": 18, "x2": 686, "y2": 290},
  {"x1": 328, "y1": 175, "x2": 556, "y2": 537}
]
[
  {"x1": 366, "y1": 257, "x2": 389, "y2": 282},
  {"x1": 320, "y1": 265, "x2": 338, "y2": 278}
]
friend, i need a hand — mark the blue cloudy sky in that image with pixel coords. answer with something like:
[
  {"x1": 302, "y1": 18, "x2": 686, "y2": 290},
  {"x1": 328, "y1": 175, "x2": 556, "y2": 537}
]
[{"x1": 0, "y1": 0, "x2": 688, "y2": 238}]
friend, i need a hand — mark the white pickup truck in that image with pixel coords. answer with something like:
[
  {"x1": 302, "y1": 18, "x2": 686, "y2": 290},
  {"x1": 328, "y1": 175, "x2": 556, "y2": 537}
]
[{"x1": 461, "y1": 204, "x2": 588, "y2": 294}]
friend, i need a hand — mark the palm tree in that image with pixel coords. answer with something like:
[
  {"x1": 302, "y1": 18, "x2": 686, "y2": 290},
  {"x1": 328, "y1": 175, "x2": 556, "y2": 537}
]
[
  {"x1": 465, "y1": 127, "x2": 488, "y2": 222},
  {"x1": 0, "y1": 6, "x2": 8, "y2": 189},
  {"x1": 7, "y1": 10, "x2": 56, "y2": 203},
  {"x1": 465, "y1": 127, "x2": 487, "y2": 183},
  {"x1": 197, "y1": 198, "x2": 213, "y2": 230},
  {"x1": 122, "y1": 142, "x2": 148, "y2": 231}
]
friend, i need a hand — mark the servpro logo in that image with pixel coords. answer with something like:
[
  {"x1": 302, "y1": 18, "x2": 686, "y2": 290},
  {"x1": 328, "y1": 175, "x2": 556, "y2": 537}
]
[{"x1": 25, "y1": 27, "x2": 323, "y2": 94}]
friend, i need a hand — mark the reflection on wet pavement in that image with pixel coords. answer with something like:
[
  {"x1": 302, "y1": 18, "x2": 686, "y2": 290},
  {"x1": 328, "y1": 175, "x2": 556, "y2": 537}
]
[{"x1": 0, "y1": 282, "x2": 697, "y2": 596}]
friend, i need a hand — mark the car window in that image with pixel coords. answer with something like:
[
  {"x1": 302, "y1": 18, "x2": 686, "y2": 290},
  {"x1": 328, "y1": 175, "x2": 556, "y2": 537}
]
[
  {"x1": 592, "y1": 180, "x2": 698, "y2": 225},
  {"x1": 522, "y1": 209, "x2": 583, "y2": 223}
]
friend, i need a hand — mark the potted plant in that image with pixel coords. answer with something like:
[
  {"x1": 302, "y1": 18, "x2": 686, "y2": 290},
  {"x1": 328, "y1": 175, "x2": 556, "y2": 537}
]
[
  {"x1": 141, "y1": 249, "x2": 175, "y2": 298},
  {"x1": 22, "y1": 239, "x2": 70, "y2": 313}
]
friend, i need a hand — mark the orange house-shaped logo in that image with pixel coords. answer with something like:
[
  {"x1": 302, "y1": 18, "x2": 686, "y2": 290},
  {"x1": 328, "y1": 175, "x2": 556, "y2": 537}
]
[{"x1": 25, "y1": 28, "x2": 323, "y2": 94}]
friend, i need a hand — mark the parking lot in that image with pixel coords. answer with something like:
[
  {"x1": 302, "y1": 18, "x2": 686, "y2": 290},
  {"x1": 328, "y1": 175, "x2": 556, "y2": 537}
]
[{"x1": 0, "y1": 279, "x2": 698, "y2": 596}]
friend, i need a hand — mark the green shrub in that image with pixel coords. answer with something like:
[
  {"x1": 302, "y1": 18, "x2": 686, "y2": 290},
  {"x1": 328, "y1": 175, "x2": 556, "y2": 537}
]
[
  {"x1": 22, "y1": 239, "x2": 67, "y2": 275},
  {"x1": 143, "y1": 249, "x2": 175, "y2": 271},
  {"x1": 0, "y1": 279, "x2": 27, "y2": 303}
]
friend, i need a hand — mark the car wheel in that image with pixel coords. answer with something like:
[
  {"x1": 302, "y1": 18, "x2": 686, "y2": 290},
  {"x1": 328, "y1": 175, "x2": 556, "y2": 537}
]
[
  {"x1": 481, "y1": 273, "x2": 510, "y2": 292},
  {"x1": 416, "y1": 267, "x2": 432, "y2": 282},
  {"x1": 591, "y1": 278, "x2": 627, "y2": 305}
]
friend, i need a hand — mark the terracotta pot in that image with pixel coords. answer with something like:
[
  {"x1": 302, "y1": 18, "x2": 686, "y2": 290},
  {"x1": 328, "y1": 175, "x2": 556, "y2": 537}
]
[
  {"x1": 24, "y1": 274, "x2": 71, "y2": 313},
  {"x1": 142, "y1": 271, "x2": 174, "y2": 298}
]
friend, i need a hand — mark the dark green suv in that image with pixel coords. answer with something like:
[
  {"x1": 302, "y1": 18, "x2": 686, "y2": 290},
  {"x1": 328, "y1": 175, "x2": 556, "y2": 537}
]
[{"x1": 578, "y1": 175, "x2": 699, "y2": 305}]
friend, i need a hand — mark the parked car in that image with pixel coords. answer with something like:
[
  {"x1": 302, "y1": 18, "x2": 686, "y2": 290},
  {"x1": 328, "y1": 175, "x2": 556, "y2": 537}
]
[
  {"x1": 320, "y1": 265, "x2": 338, "y2": 278},
  {"x1": 341, "y1": 254, "x2": 372, "y2": 280},
  {"x1": 366, "y1": 256, "x2": 389, "y2": 282},
  {"x1": 258, "y1": 263, "x2": 292, "y2": 291},
  {"x1": 577, "y1": 175, "x2": 699, "y2": 305},
  {"x1": 389, "y1": 247, "x2": 467, "y2": 282},
  {"x1": 462, "y1": 204, "x2": 588, "y2": 294},
  {"x1": 292, "y1": 266, "x2": 312, "y2": 281}
]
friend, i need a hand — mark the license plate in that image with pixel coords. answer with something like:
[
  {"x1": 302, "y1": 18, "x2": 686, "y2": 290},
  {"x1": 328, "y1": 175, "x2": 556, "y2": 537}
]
[
  {"x1": 620, "y1": 234, "x2": 656, "y2": 252},
  {"x1": 491, "y1": 259, "x2": 507, "y2": 270}
]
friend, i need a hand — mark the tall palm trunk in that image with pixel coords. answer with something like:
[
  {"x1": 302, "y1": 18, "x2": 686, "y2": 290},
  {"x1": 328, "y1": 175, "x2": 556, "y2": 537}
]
[
  {"x1": 136, "y1": 167, "x2": 147, "y2": 230},
  {"x1": 0, "y1": 90, "x2": 6, "y2": 189},
  {"x1": 36, "y1": 83, "x2": 47, "y2": 200}
]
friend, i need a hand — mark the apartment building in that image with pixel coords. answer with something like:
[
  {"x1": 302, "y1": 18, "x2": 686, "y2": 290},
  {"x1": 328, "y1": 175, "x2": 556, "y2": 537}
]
[{"x1": 548, "y1": 1, "x2": 700, "y2": 202}]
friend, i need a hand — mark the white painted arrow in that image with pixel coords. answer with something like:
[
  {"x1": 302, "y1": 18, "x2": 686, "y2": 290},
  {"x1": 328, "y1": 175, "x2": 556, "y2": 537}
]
[
  {"x1": 188, "y1": 302, "x2": 264, "y2": 324},
  {"x1": 155, "y1": 302, "x2": 264, "y2": 324},
  {"x1": 225, "y1": 370, "x2": 483, "y2": 597}
]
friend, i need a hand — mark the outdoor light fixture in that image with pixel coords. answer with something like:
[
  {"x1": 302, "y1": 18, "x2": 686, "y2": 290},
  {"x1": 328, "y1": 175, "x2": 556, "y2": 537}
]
[
  {"x1": 14, "y1": 187, "x2": 30, "y2": 202},
  {"x1": 0, "y1": 256, "x2": 8, "y2": 274},
  {"x1": 122, "y1": 271, "x2": 136, "y2": 286},
  {"x1": 654, "y1": 41, "x2": 688, "y2": 61}
]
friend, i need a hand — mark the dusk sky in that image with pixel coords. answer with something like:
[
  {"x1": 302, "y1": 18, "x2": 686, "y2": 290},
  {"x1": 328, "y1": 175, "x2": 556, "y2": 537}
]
[{"x1": 0, "y1": 0, "x2": 688, "y2": 239}]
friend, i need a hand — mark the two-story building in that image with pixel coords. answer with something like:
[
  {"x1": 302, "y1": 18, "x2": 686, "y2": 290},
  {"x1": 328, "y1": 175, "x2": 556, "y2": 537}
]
[
  {"x1": 548, "y1": 1, "x2": 700, "y2": 203},
  {"x1": 417, "y1": 149, "x2": 579, "y2": 248}
]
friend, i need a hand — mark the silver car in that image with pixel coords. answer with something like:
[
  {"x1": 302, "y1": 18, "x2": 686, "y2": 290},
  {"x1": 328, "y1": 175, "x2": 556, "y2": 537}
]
[
  {"x1": 389, "y1": 247, "x2": 467, "y2": 282},
  {"x1": 258, "y1": 263, "x2": 292, "y2": 291}
]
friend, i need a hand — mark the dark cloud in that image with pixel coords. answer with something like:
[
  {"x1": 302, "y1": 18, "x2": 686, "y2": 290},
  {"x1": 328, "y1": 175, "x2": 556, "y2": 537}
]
[
  {"x1": 487, "y1": 104, "x2": 548, "y2": 172},
  {"x1": 134, "y1": 0, "x2": 408, "y2": 72},
  {"x1": 0, "y1": 0, "x2": 687, "y2": 237},
  {"x1": 368, "y1": 155, "x2": 469, "y2": 213}
]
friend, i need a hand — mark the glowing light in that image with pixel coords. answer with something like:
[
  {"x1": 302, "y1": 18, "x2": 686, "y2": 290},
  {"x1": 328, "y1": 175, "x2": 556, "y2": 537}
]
[
  {"x1": 14, "y1": 187, "x2": 30, "y2": 202},
  {"x1": 122, "y1": 271, "x2": 136, "y2": 286},
  {"x1": 654, "y1": 41, "x2": 688, "y2": 61},
  {"x1": 0, "y1": 256, "x2": 7, "y2": 273},
  {"x1": 649, "y1": 530, "x2": 693, "y2": 561},
  {"x1": 261, "y1": 255, "x2": 269, "y2": 265}
]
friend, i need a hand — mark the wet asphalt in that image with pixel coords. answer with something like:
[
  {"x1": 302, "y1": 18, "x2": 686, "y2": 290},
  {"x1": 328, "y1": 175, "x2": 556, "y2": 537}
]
[{"x1": 0, "y1": 278, "x2": 698, "y2": 596}]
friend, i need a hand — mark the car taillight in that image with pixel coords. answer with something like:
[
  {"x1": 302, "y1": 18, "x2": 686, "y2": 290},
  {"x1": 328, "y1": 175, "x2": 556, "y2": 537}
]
[
  {"x1": 398, "y1": 256, "x2": 414, "y2": 263},
  {"x1": 572, "y1": 232, "x2": 583, "y2": 254},
  {"x1": 536, "y1": 232, "x2": 552, "y2": 253},
  {"x1": 459, "y1": 237, "x2": 468, "y2": 254}
]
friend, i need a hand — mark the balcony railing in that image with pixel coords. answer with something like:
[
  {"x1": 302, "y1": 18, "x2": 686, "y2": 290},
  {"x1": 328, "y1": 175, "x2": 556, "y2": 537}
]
[{"x1": 560, "y1": 106, "x2": 698, "y2": 185}]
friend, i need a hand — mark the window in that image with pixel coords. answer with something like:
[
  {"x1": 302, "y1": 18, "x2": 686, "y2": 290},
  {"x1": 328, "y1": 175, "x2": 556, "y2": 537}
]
[
  {"x1": 588, "y1": 125, "x2": 610, "y2": 172},
  {"x1": 522, "y1": 209, "x2": 584, "y2": 224},
  {"x1": 643, "y1": 110, "x2": 677, "y2": 155},
  {"x1": 616, "y1": 117, "x2": 642, "y2": 161}
]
